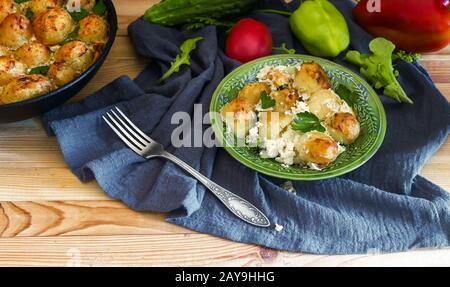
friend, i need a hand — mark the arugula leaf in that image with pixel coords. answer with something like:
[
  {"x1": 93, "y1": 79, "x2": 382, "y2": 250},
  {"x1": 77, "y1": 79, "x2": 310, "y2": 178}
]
[
  {"x1": 69, "y1": 8, "x2": 89, "y2": 21},
  {"x1": 93, "y1": 0, "x2": 107, "y2": 16},
  {"x1": 344, "y1": 38, "x2": 413, "y2": 104},
  {"x1": 159, "y1": 37, "x2": 203, "y2": 82},
  {"x1": 393, "y1": 50, "x2": 421, "y2": 63},
  {"x1": 272, "y1": 43, "x2": 296, "y2": 55},
  {"x1": 291, "y1": 112, "x2": 325, "y2": 133},
  {"x1": 260, "y1": 91, "x2": 275, "y2": 109},
  {"x1": 25, "y1": 7, "x2": 34, "y2": 20},
  {"x1": 29, "y1": 66, "x2": 49, "y2": 75},
  {"x1": 14, "y1": 0, "x2": 30, "y2": 3},
  {"x1": 336, "y1": 85, "x2": 358, "y2": 107}
]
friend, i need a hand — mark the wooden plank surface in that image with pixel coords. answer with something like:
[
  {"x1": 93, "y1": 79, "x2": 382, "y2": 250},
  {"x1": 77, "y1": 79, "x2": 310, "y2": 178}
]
[{"x1": 0, "y1": 0, "x2": 449, "y2": 266}]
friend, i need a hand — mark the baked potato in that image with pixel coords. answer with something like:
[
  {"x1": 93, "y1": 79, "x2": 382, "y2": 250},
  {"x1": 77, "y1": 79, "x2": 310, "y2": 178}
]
[
  {"x1": 238, "y1": 82, "x2": 271, "y2": 106},
  {"x1": 0, "y1": 55, "x2": 26, "y2": 85},
  {"x1": 295, "y1": 131, "x2": 339, "y2": 166},
  {"x1": 0, "y1": 0, "x2": 15, "y2": 23},
  {"x1": 78, "y1": 14, "x2": 108, "y2": 44},
  {"x1": 307, "y1": 89, "x2": 346, "y2": 121},
  {"x1": 0, "y1": 13, "x2": 33, "y2": 49},
  {"x1": 15, "y1": 42, "x2": 52, "y2": 67},
  {"x1": 258, "y1": 111, "x2": 293, "y2": 140},
  {"x1": 29, "y1": 0, "x2": 61, "y2": 17},
  {"x1": 33, "y1": 7, "x2": 75, "y2": 45},
  {"x1": 54, "y1": 40, "x2": 94, "y2": 72},
  {"x1": 271, "y1": 88, "x2": 299, "y2": 113},
  {"x1": 327, "y1": 112, "x2": 361, "y2": 145},
  {"x1": 293, "y1": 62, "x2": 331, "y2": 94},
  {"x1": 0, "y1": 74, "x2": 53, "y2": 104},
  {"x1": 220, "y1": 97, "x2": 257, "y2": 139},
  {"x1": 47, "y1": 61, "x2": 77, "y2": 86}
]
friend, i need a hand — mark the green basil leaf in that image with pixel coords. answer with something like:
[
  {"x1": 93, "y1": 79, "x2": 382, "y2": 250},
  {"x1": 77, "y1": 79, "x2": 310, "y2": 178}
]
[
  {"x1": 69, "y1": 8, "x2": 89, "y2": 21},
  {"x1": 14, "y1": 0, "x2": 30, "y2": 4},
  {"x1": 93, "y1": 0, "x2": 107, "y2": 16},
  {"x1": 25, "y1": 7, "x2": 34, "y2": 20},
  {"x1": 29, "y1": 66, "x2": 49, "y2": 75},
  {"x1": 260, "y1": 91, "x2": 275, "y2": 109},
  {"x1": 291, "y1": 112, "x2": 325, "y2": 133}
]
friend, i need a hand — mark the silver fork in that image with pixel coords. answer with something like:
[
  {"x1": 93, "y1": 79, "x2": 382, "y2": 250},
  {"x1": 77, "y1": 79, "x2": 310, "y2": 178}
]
[{"x1": 103, "y1": 107, "x2": 271, "y2": 228}]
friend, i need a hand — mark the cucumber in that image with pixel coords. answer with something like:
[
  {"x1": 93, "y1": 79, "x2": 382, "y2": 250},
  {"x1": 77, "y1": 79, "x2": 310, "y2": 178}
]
[{"x1": 144, "y1": 0, "x2": 259, "y2": 26}]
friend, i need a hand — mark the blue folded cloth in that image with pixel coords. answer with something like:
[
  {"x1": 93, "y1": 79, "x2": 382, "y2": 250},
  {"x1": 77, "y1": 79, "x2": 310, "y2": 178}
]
[{"x1": 43, "y1": 0, "x2": 450, "y2": 254}]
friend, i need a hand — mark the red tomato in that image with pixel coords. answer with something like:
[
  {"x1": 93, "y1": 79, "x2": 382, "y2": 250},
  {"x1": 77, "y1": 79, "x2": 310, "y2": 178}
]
[{"x1": 225, "y1": 18, "x2": 273, "y2": 63}]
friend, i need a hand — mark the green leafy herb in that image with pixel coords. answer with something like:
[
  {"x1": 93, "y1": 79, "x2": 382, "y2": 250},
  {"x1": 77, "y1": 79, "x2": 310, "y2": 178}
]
[
  {"x1": 93, "y1": 0, "x2": 107, "y2": 16},
  {"x1": 260, "y1": 91, "x2": 276, "y2": 109},
  {"x1": 60, "y1": 26, "x2": 79, "y2": 45},
  {"x1": 25, "y1": 7, "x2": 34, "y2": 20},
  {"x1": 344, "y1": 37, "x2": 413, "y2": 104},
  {"x1": 29, "y1": 66, "x2": 49, "y2": 75},
  {"x1": 183, "y1": 17, "x2": 234, "y2": 31},
  {"x1": 291, "y1": 112, "x2": 326, "y2": 133},
  {"x1": 272, "y1": 43, "x2": 296, "y2": 54},
  {"x1": 14, "y1": 0, "x2": 30, "y2": 4},
  {"x1": 393, "y1": 50, "x2": 421, "y2": 63},
  {"x1": 335, "y1": 85, "x2": 358, "y2": 107},
  {"x1": 159, "y1": 37, "x2": 203, "y2": 82},
  {"x1": 69, "y1": 8, "x2": 89, "y2": 21}
]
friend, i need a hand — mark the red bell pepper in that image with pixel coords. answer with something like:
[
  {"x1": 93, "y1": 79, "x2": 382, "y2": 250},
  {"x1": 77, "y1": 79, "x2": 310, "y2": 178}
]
[{"x1": 353, "y1": 0, "x2": 450, "y2": 53}]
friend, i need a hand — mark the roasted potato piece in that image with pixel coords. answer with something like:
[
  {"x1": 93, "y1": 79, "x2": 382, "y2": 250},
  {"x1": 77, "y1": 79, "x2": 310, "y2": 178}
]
[
  {"x1": 266, "y1": 68, "x2": 290, "y2": 88},
  {"x1": 15, "y1": 42, "x2": 52, "y2": 67},
  {"x1": 258, "y1": 111, "x2": 293, "y2": 140},
  {"x1": 47, "y1": 61, "x2": 77, "y2": 86},
  {"x1": 327, "y1": 112, "x2": 361, "y2": 145},
  {"x1": 307, "y1": 89, "x2": 345, "y2": 121},
  {"x1": 293, "y1": 62, "x2": 331, "y2": 94},
  {"x1": 29, "y1": 0, "x2": 61, "y2": 17},
  {"x1": 238, "y1": 82, "x2": 271, "y2": 106},
  {"x1": 0, "y1": 13, "x2": 33, "y2": 49},
  {"x1": 0, "y1": 0, "x2": 15, "y2": 23},
  {"x1": 33, "y1": 7, "x2": 75, "y2": 45},
  {"x1": 220, "y1": 97, "x2": 256, "y2": 139},
  {"x1": 78, "y1": 14, "x2": 109, "y2": 44},
  {"x1": 55, "y1": 40, "x2": 94, "y2": 72},
  {"x1": 295, "y1": 131, "x2": 339, "y2": 166},
  {"x1": 65, "y1": 0, "x2": 96, "y2": 11},
  {"x1": 271, "y1": 88, "x2": 299, "y2": 113},
  {"x1": 0, "y1": 56, "x2": 26, "y2": 85},
  {"x1": 0, "y1": 74, "x2": 53, "y2": 104}
]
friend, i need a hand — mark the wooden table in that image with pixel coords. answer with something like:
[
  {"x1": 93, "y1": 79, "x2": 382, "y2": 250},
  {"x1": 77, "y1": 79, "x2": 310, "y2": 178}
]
[{"x1": 0, "y1": 0, "x2": 449, "y2": 267}]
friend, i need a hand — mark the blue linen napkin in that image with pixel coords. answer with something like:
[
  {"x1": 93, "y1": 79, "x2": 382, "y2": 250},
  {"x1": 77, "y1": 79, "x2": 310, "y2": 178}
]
[{"x1": 43, "y1": 0, "x2": 450, "y2": 254}]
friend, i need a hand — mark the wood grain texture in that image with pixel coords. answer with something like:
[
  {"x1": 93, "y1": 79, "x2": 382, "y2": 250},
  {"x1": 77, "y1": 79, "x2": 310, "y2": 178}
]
[
  {"x1": 0, "y1": 234, "x2": 448, "y2": 267},
  {"x1": 0, "y1": 0, "x2": 448, "y2": 266}
]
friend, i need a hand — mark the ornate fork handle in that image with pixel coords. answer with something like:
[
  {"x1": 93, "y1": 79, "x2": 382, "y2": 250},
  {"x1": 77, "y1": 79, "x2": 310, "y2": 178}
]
[{"x1": 161, "y1": 152, "x2": 271, "y2": 228}]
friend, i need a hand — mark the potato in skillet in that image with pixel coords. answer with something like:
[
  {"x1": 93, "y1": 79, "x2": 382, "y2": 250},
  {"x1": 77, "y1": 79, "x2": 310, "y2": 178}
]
[
  {"x1": 0, "y1": 0, "x2": 15, "y2": 23},
  {"x1": 33, "y1": 7, "x2": 75, "y2": 46},
  {"x1": 0, "y1": 74, "x2": 53, "y2": 104},
  {"x1": 0, "y1": 13, "x2": 33, "y2": 49}
]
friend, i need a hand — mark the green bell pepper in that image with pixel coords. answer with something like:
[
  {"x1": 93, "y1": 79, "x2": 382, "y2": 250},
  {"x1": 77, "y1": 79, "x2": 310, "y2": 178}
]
[{"x1": 289, "y1": 0, "x2": 350, "y2": 57}]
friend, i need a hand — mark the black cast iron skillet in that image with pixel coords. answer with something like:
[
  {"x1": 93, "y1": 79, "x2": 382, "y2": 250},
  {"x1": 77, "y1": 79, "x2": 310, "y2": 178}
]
[{"x1": 0, "y1": 0, "x2": 118, "y2": 123}]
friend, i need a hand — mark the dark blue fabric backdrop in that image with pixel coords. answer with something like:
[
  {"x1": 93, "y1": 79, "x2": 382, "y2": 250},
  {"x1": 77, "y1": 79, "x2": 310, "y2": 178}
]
[{"x1": 43, "y1": 0, "x2": 450, "y2": 254}]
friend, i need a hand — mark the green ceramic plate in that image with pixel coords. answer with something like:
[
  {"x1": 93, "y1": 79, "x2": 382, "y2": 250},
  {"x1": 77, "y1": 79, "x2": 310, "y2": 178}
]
[{"x1": 210, "y1": 55, "x2": 386, "y2": 181}]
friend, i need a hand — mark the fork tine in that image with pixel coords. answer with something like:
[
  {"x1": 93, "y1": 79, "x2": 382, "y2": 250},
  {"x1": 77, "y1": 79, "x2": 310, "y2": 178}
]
[
  {"x1": 105, "y1": 112, "x2": 147, "y2": 150},
  {"x1": 110, "y1": 109, "x2": 149, "y2": 146},
  {"x1": 115, "y1": 107, "x2": 153, "y2": 143},
  {"x1": 103, "y1": 116, "x2": 143, "y2": 155}
]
